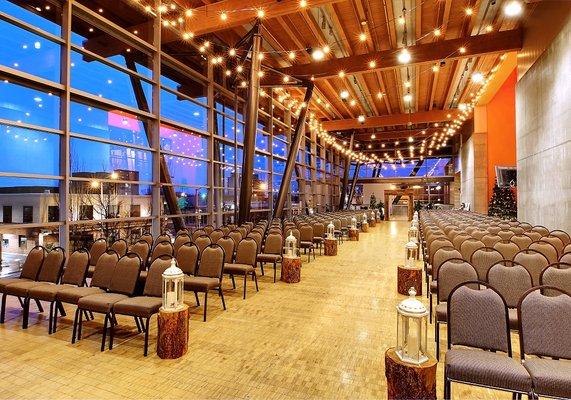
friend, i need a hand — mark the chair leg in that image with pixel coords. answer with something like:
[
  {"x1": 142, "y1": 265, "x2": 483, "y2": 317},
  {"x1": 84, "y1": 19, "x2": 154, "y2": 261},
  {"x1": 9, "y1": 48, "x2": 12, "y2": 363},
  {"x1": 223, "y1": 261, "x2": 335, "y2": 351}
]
[
  {"x1": 109, "y1": 312, "x2": 115, "y2": 350},
  {"x1": 231, "y1": 274, "x2": 236, "y2": 289},
  {"x1": 34, "y1": 299, "x2": 44, "y2": 313},
  {"x1": 253, "y1": 271, "x2": 259, "y2": 292},
  {"x1": 78, "y1": 308, "x2": 84, "y2": 340},
  {"x1": 429, "y1": 293, "x2": 433, "y2": 324},
  {"x1": 435, "y1": 321, "x2": 440, "y2": 361},
  {"x1": 101, "y1": 313, "x2": 108, "y2": 352},
  {"x1": 219, "y1": 287, "x2": 226, "y2": 310},
  {"x1": 203, "y1": 291, "x2": 208, "y2": 322},
  {"x1": 134, "y1": 316, "x2": 142, "y2": 333},
  {"x1": 444, "y1": 377, "x2": 451, "y2": 400},
  {"x1": 194, "y1": 291, "x2": 200, "y2": 306},
  {"x1": 48, "y1": 301, "x2": 54, "y2": 334},
  {"x1": 243, "y1": 274, "x2": 247, "y2": 299},
  {"x1": 273, "y1": 261, "x2": 277, "y2": 283},
  {"x1": 71, "y1": 308, "x2": 79, "y2": 343},
  {"x1": 0, "y1": 293, "x2": 6, "y2": 323},
  {"x1": 143, "y1": 317, "x2": 150, "y2": 357},
  {"x1": 56, "y1": 301, "x2": 66, "y2": 317},
  {"x1": 52, "y1": 301, "x2": 59, "y2": 334},
  {"x1": 260, "y1": 262, "x2": 265, "y2": 276}
]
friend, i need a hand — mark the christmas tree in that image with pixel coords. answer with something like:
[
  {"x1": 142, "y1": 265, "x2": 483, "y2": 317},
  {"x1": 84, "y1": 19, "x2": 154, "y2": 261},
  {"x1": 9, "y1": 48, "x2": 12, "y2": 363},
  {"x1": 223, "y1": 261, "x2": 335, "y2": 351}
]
[
  {"x1": 488, "y1": 182, "x2": 517, "y2": 219},
  {"x1": 369, "y1": 193, "x2": 377, "y2": 209}
]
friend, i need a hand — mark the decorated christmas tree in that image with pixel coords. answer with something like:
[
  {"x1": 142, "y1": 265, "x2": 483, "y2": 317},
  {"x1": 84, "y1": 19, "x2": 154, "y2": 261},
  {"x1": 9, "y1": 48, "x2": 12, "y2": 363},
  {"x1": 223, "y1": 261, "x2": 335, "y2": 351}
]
[
  {"x1": 488, "y1": 181, "x2": 517, "y2": 219},
  {"x1": 369, "y1": 193, "x2": 377, "y2": 209}
]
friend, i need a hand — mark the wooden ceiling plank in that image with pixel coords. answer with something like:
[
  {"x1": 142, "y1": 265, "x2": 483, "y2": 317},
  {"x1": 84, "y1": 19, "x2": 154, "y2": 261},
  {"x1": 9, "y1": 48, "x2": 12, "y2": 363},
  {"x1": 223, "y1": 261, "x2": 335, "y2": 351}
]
[{"x1": 322, "y1": 109, "x2": 456, "y2": 131}]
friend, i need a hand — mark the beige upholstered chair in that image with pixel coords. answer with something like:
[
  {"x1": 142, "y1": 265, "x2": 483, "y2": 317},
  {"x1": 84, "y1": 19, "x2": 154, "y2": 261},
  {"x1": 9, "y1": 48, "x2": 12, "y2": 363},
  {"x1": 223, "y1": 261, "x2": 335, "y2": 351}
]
[
  {"x1": 112, "y1": 257, "x2": 173, "y2": 356},
  {"x1": 228, "y1": 230, "x2": 243, "y2": 248},
  {"x1": 444, "y1": 283, "x2": 532, "y2": 399},
  {"x1": 299, "y1": 225, "x2": 316, "y2": 262},
  {"x1": 531, "y1": 225, "x2": 550, "y2": 237},
  {"x1": 175, "y1": 243, "x2": 198, "y2": 276},
  {"x1": 0, "y1": 245, "x2": 46, "y2": 295},
  {"x1": 459, "y1": 239, "x2": 485, "y2": 263},
  {"x1": 452, "y1": 233, "x2": 471, "y2": 250},
  {"x1": 312, "y1": 222, "x2": 326, "y2": 255},
  {"x1": 487, "y1": 260, "x2": 533, "y2": 330},
  {"x1": 560, "y1": 252, "x2": 571, "y2": 264},
  {"x1": 257, "y1": 233, "x2": 283, "y2": 283},
  {"x1": 550, "y1": 230, "x2": 571, "y2": 246},
  {"x1": 524, "y1": 231, "x2": 543, "y2": 242},
  {"x1": 511, "y1": 234, "x2": 533, "y2": 250},
  {"x1": 129, "y1": 240, "x2": 150, "y2": 268},
  {"x1": 518, "y1": 287, "x2": 571, "y2": 399},
  {"x1": 223, "y1": 238, "x2": 259, "y2": 299},
  {"x1": 184, "y1": 244, "x2": 226, "y2": 321},
  {"x1": 482, "y1": 234, "x2": 502, "y2": 248},
  {"x1": 497, "y1": 230, "x2": 515, "y2": 241},
  {"x1": 493, "y1": 240, "x2": 520, "y2": 261},
  {"x1": 152, "y1": 233, "x2": 171, "y2": 249},
  {"x1": 540, "y1": 263, "x2": 571, "y2": 295},
  {"x1": 203, "y1": 225, "x2": 215, "y2": 235},
  {"x1": 74, "y1": 253, "x2": 142, "y2": 351},
  {"x1": 209, "y1": 229, "x2": 225, "y2": 244},
  {"x1": 173, "y1": 233, "x2": 191, "y2": 255},
  {"x1": 150, "y1": 240, "x2": 174, "y2": 262},
  {"x1": 194, "y1": 235, "x2": 212, "y2": 256},
  {"x1": 541, "y1": 235, "x2": 565, "y2": 257},
  {"x1": 110, "y1": 239, "x2": 128, "y2": 257},
  {"x1": 529, "y1": 240, "x2": 559, "y2": 264},
  {"x1": 88, "y1": 238, "x2": 107, "y2": 277},
  {"x1": 139, "y1": 233, "x2": 153, "y2": 248},
  {"x1": 514, "y1": 249, "x2": 550, "y2": 286},
  {"x1": 470, "y1": 247, "x2": 504, "y2": 281},
  {"x1": 192, "y1": 229, "x2": 206, "y2": 241}
]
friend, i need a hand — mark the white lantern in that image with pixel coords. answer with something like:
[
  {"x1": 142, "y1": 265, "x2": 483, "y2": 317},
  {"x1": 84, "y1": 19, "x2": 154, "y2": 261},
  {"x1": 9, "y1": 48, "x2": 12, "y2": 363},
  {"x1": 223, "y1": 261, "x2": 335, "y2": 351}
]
[
  {"x1": 405, "y1": 240, "x2": 418, "y2": 267},
  {"x1": 327, "y1": 221, "x2": 335, "y2": 239},
  {"x1": 408, "y1": 225, "x2": 419, "y2": 243},
  {"x1": 413, "y1": 211, "x2": 419, "y2": 222},
  {"x1": 162, "y1": 258, "x2": 185, "y2": 311},
  {"x1": 285, "y1": 231, "x2": 298, "y2": 258},
  {"x1": 371, "y1": 210, "x2": 376, "y2": 220},
  {"x1": 350, "y1": 216, "x2": 357, "y2": 229},
  {"x1": 396, "y1": 287, "x2": 429, "y2": 365}
]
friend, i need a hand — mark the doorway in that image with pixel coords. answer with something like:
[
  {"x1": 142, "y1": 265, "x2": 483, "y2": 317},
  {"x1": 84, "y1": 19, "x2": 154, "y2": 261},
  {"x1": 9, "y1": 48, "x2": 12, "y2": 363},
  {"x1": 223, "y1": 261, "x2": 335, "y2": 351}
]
[{"x1": 384, "y1": 190, "x2": 414, "y2": 221}]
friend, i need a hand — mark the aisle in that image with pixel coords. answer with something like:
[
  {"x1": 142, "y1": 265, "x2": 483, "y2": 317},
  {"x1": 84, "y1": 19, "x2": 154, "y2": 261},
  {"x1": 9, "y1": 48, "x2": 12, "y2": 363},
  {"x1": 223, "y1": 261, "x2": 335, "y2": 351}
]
[{"x1": 0, "y1": 221, "x2": 511, "y2": 399}]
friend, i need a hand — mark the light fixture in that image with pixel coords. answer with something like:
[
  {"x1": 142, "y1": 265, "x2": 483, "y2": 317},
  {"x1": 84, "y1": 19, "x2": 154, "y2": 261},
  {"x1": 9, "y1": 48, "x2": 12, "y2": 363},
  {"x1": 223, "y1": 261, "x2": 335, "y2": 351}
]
[
  {"x1": 504, "y1": 0, "x2": 523, "y2": 17},
  {"x1": 369, "y1": 60, "x2": 376, "y2": 68},
  {"x1": 432, "y1": 65, "x2": 439, "y2": 73},
  {"x1": 359, "y1": 32, "x2": 367, "y2": 42},
  {"x1": 403, "y1": 93, "x2": 413, "y2": 102},
  {"x1": 377, "y1": 92, "x2": 383, "y2": 99},
  {"x1": 283, "y1": 76, "x2": 290, "y2": 83},
  {"x1": 323, "y1": 45, "x2": 330, "y2": 54},
  {"x1": 300, "y1": 0, "x2": 308, "y2": 8},
  {"x1": 229, "y1": 48, "x2": 236, "y2": 56},
  {"x1": 311, "y1": 48, "x2": 325, "y2": 61},
  {"x1": 338, "y1": 70, "x2": 346, "y2": 78},
  {"x1": 288, "y1": 51, "x2": 296, "y2": 60},
  {"x1": 220, "y1": 12, "x2": 228, "y2": 21},
  {"x1": 257, "y1": 9, "x2": 265, "y2": 18},
  {"x1": 471, "y1": 72, "x2": 484, "y2": 83},
  {"x1": 486, "y1": 25, "x2": 493, "y2": 32},
  {"x1": 185, "y1": 9, "x2": 193, "y2": 17},
  {"x1": 433, "y1": 28, "x2": 441, "y2": 37},
  {"x1": 350, "y1": 99, "x2": 357, "y2": 106},
  {"x1": 398, "y1": 16, "x2": 405, "y2": 25},
  {"x1": 404, "y1": 81, "x2": 411, "y2": 88},
  {"x1": 371, "y1": 134, "x2": 376, "y2": 139},
  {"x1": 358, "y1": 115, "x2": 366, "y2": 124},
  {"x1": 459, "y1": 47, "x2": 466, "y2": 54},
  {"x1": 398, "y1": 48, "x2": 411, "y2": 64},
  {"x1": 340, "y1": 90, "x2": 349, "y2": 99},
  {"x1": 465, "y1": 7, "x2": 473, "y2": 15},
  {"x1": 408, "y1": 136, "x2": 413, "y2": 143}
]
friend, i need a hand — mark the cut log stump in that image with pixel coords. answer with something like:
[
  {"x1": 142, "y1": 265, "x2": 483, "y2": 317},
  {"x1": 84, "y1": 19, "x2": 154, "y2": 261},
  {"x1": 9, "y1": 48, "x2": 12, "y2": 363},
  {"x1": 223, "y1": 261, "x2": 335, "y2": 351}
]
[
  {"x1": 157, "y1": 304, "x2": 189, "y2": 359},
  {"x1": 385, "y1": 347, "x2": 437, "y2": 400}
]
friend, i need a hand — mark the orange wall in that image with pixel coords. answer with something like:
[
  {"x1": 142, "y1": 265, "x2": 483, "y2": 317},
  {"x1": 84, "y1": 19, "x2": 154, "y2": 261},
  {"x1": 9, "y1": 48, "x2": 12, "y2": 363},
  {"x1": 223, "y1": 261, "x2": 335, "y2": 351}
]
[{"x1": 486, "y1": 68, "x2": 517, "y2": 198}]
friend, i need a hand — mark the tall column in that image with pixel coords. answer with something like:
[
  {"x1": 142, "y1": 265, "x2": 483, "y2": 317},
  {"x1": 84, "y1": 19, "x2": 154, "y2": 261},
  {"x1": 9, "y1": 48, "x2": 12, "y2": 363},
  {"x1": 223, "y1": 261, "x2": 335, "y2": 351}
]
[
  {"x1": 273, "y1": 84, "x2": 314, "y2": 219},
  {"x1": 338, "y1": 133, "x2": 354, "y2": 210},
  {"x1": 347, "y1": 162, "x2": 361, "y2": 209},
  {"x1": 238, "y1": 22, "x2": 262, "y2": 225}
]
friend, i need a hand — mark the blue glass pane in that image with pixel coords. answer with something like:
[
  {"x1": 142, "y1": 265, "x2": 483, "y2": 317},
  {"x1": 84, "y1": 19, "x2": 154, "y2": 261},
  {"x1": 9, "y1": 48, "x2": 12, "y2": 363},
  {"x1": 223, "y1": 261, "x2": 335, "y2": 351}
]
[
  {"x1": 0, "y1": 1, "x2": 61, "y2": 36},
  {"x1": 71, "y1": 102, "x2": 150, "y2": 147},
  {"x1": 254, "y1": 153, "x2": 269, "y2": 171},
  {"x1": 272, "y1": 139, "x2": 287, "y2": 158},
  {"x1": 214, "y1": 113, "x2": 235, "y2": 140},
  {"x1": 160, "y1": 90, "x2": 207, "y2": 131},
  {"x1": 161, "y1": 68, "x2": 206, "y2": 105},
  {"x1": 160, "y1": 125, "x2": 207, "y2": 159},
  {"x1": 215, "y1": 141, "x2": 236, "y2": 164},
  {"x1": 272, "y1": 159, "x2": 285, "y2": 175},
  {"x1": 70, "y1": 137, "x2": 152, "y2": 181},
  {"x1": 0, "y1": 19, "x2": 60, "y2": 82},
  {"x1": 236, "y1": 122, "x2": 244, "y2": 143},
  {"x1": 164, "y1": 155, "x2": 207, "y2": 186},
  {"x1": 71, "y1": 51, "x2": 152, "y2": 110},
  {"x1": 0, "y1": 124, "x2": 59, "y2": 176},
  {"x1": 215, "y1": 98, "x2": 235, "y2": 118},
  {"x1": 0, "y1": 81, "x2": 59, "y2": 129},
  {"x1": 255, "y1": 131, "x2": 269, "y2": 152}
]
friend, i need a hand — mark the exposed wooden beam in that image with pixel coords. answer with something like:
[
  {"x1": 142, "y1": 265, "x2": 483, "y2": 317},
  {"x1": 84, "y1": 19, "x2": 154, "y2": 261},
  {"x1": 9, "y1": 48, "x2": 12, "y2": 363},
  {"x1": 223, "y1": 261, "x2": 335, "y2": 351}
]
[
  {"x1": 280, "y1": 28, "x2": 522, "y2": 78},
  {"x1": 352, "y1": 128, "x2": 440, "y2": 141},
  {"x1": 322, "y1": 110, "x2": 455, "y2": 131}
]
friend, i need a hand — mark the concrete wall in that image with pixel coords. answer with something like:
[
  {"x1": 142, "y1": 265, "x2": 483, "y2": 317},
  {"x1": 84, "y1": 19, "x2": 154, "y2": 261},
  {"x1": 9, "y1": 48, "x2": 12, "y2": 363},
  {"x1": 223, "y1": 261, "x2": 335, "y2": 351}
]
[
  {"x1": 516, "y1": 16, "x2": 571, "y2": 232},
  {"x1": 460, "y1": 130, "x2": 488, "y2": 213}
]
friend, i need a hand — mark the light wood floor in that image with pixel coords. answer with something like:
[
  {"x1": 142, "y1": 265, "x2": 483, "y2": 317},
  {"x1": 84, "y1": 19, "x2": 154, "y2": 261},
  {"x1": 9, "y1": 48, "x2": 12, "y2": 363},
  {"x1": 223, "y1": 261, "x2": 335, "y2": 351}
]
[{"x1": 0, "y1": 221, "x2": 514, "y2": 399}]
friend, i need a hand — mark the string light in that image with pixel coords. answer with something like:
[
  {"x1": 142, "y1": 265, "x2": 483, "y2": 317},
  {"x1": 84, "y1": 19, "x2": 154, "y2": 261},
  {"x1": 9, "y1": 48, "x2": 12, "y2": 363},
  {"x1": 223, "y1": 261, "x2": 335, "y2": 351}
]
[
  {"x1": 359, "y1": 32, "x2": 367, "y2": 42},
  {"x1": 220, "y1": 12, "x2": 228, "y2": 21},
  {"x1": 369, "y1": 60, "x2": 377, "y2": 68},
  {"x1": 338, "y1": 71, "x2": 346, "y2": 78},
  {"x1": 398, "y1": 48, "x2": 411, "y2": 64},
  {"x1": 257, "y1": 9, "x2": 265, "y2": 18},
  {"x1": 434, "y1": 28, "x2": 441, "y2": 37},
  {"x1": 465, "y1": 8, "x2": 473, "y2": 16},
  {"x1": 504, "y1": 0, "x2": 523, "y2": 17},
  {"x1": 340, "y1": 90, "x2": 349, "y2": 99},
  {"x1": 299, "y1": 0, "x2": 308, "y2": 8}
]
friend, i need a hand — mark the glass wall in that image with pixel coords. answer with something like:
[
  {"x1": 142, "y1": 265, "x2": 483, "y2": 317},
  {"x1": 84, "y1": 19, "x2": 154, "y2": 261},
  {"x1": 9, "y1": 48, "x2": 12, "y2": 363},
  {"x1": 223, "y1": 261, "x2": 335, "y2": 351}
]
[{"x1": 0, "y1": 0, "x2": 344, "y2": 265}]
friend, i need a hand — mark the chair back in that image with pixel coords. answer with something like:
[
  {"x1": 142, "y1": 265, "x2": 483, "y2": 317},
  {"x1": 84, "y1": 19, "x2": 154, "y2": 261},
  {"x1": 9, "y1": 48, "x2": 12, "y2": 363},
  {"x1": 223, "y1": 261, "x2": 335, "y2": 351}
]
[
  {"x1": 139, "y1": 233, "x2": 153, "y2": 248},
  {"x1": 173, "y1": 233, "x2": 191, "y2": 254},
  {"x1": 560, "y1": 252, "x2": 571, "y2": 264},
  {"x1": 481, "y1": 234, "x2": 501, "y2": 247},
  {"x1": 37, "y1": 247, "x2": 66, "y2": 283},
  {"x1": 493, "y1": 240, "x2": 520, "y2": 261},
  {"x1": 175, "y1": 243, "x2": 198, "y2": 275},
  {"x1": 217, "y1": 237, "x2": 235, "y2": 263},
  {"x1": 151, "y1": 241, "x2": 174, "y2": 262},
  {"x1": 531, "y1": 225, "x2": 550, "y2": 237},
  {"x1": 540, "y1": 263, "x2": 571, "y2": 295},
  {"x1": 518, "y1": 287, "x2": 571, "y2": 359},
  {"x1": 209, "y1": 229, "x2": 225, "y2": 243},
  {"x1": 153, "y1": 234, "x2": 171, "y2": 249},
  {"x1": 235, "y1": 238, "x2": 257, "y2": 266},
  {"x1": 220, "y1": 226, "x2": 231, "y2": 236},
  {"x1": 432, "y1": 246, "x2": 462, "y2": 278},
  {"x1": 264, "y1": 233, "x2": 283, "y2": 255},
  {"x1": 524, "y1": 230, "x2": 543, "y2": 242},
  {"x1": 19, "y1": 245, "x2": 47, "y2": 281},
  {"x1": 448, "y1": 282, "x2": 511, "y2": 354},
  {"x1": 109, "y1": 253, "x2": 142, "y2": 295},
  {"x1": 91, "y1": 250, "x2": 120, "y2": 289},
  {"x1": 299, "y1": 225, "x2": 313, "y2": 242},
  {"x1": 428, "y1": 237, "x2": 453, "y2": 265},
  {"x1": 437, "y1": 258, "x2": 478, "y2": 301},
  {"x1": 129, "y1": 240, "x2": 150, "y2": 268},
  {"x1": 203, "y1": 225, "x2": 215, "y2": 235},
  {"x1": 229, "y1": 230, "x2": 243, "y2": 248},
  {"x1": 514, "y1": 249, "x2": 550, "y2": 285},
  {"x1": 550, "y1": 230, "x2": 571, "y2": 246},
  {"x1": 61, "y1": 249, "x2": 90, "y2": 286},
  {"x1": 529, "y1": 240, "x2": 559, "y2": 264},
  {"x1": 542, "y1": 235, "x2": 565, "y2": 257},
  {"x1": 195, "y1": 235, "x2": 212, "y2": 255},
  {"x1": 487, "y1": 226, "x2": 502, "y2": 235},
  {"x1": 89, "y1": 238, "x2": 107, "y2": 266},
  {"x1": 313, "y1": 222, "x2": 325, "y2": 238},
  {"x1": 196, "y1": 244, "x2": 225, "y2": 280},
  {"x1": 143, "y1": 256, "x2": 173, "y2": 297},
  {"x1": 510, "y1": 226, "x2": 525, "y2": 235},
  {"x1": 511, "y1": 234, "x2": 533, "y2": 250},
  {"x1": 452, "y1": 233, "x2": 470, "y2": 250},
  {"x1": 247, "y1": 231, "x2": 263, "y2": 252},
  {"x1": 110, "y1": 239, "x2": 128, "y2": 257},
  {"x1": 497, "y1": 230, "x2": 514, "y2": 241},
  {"x1": 237, "y1": 226, "x2": 248, "y2": 238},
  {"x1": 459, "y1": 239, "x2": 484, "y2": 262},
  {"x1": 487, "y1": 261, "x2": 533, "y2": 308}
]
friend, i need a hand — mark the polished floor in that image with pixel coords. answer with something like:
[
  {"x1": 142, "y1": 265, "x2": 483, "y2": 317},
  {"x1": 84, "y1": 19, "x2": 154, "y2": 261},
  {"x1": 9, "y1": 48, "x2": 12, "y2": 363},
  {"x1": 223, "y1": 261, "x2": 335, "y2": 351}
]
[{"x1": 0, "y1": 221, "x2": 514, "y2": 399}]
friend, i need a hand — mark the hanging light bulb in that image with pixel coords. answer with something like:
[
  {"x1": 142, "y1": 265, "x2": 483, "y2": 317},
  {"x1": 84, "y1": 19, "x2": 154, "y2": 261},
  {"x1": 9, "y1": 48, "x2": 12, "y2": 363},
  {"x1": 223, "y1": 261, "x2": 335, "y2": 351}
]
[
  {"x1": 403, "y1": 93, "x2": 413, "y2": 102},
  {"x1": 340, "y1": 90, "x2": 349, "y2": 100},
  {"x1": 311, "y1": 48, "x2": 325, "y2": 61},
  {"x1": 471, "y1": 72, "x2": 484, "y2": 83},
  {"x1": 288, "y1": 51, "x2": 296, "y2": 60},
  {"x1": 359, "y1": 32, "x2": 367, "y2": 42},
  {"x1": 504, "y1": 0, "x2": 523, "y2": 17},
  {"x1": 398, "y1": 48, "x2": 411, "y2": 64}
]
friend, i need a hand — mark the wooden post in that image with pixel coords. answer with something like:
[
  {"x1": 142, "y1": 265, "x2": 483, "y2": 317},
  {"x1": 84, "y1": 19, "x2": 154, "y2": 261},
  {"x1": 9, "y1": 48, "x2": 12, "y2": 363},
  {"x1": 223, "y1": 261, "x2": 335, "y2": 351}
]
[
  {"x1": 157, "y1": 304, "x2": 189, "y2": 359},
  {"x1": 281, "y1": 256, "x2": 302, "y2": 283},
  {"x1": 349, "y1": 228, "x2": 359, "y2": 241},
  {"x1": 397, "y1": 266, "x2": 423, "y2": 296},
  {"x1": 385, "y1": 347, "x2": 437, "y2": 400},
  {"x1": 370, "y1": 218, "x2": 376, "y2": 227},
  {"x1": 362, "y1": 222, "x2": 369, "y2": 232},
  {"x1": 324, "y1": 238, "x2": 338, "y2": 256}
]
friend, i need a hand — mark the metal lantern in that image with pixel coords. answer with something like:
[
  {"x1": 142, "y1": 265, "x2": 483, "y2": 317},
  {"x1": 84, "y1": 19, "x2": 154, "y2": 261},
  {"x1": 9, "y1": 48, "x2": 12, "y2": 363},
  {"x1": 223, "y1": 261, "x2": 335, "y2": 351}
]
[
  {"x1": 413, "y1": 211, "x2": 419, "y2": 222},
  {"x1": 396, "y1": 287, "x2": 429, "y2": 365},
  {"x1": 363, "y1": 212, "x2": 368, "y2": 222},
  {"x1": 162, "y1": 258, "x2": 185, "y2": 311},
  {"x1": 350, "y1": 216, "x2": 357, "y2": 229},
  {"x1": 405, "y1": 240, "x2": 419, "y2": 267},
  {"x1": 327, "y1": 221, "x2": 335, "y2": 239},
  {"x1": 371, "y1": 210, "x2": 376, "y2": 221},
  {"x1": 408, "y1": 224, "x2": 419, "y2": 243},
  {"x1": 285, "y1": 230, "x2": 298, "y2": 258}
]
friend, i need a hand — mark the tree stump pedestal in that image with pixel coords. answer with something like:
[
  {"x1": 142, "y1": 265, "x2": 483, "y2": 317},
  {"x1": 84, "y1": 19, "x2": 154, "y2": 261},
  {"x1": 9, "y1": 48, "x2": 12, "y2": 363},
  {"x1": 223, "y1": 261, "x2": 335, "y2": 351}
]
[
  {"x1": 370, "y1": 219, "x2": 376, "y2": 227},
  {"x1": 397, "y1": 265, "x2": 423, "y2": 296},
  {"x1": 157, "y1": 304, "x2": 189, "y2": 359},
  {"x1": 324, "y1": 238, "x2": 338, "y2": 256},
  {"x1": 349, "y1": 228, "x2": 359, "y2": 241},
  {"x1": 281, "y1": 256, "x2": 301, "y2": 283},
  {"x1": 385, "y1": 347, "x2": 437, "y2": 400},
  {"x1": 362, "y1": 222, "x2": 369, "y2": 232}
]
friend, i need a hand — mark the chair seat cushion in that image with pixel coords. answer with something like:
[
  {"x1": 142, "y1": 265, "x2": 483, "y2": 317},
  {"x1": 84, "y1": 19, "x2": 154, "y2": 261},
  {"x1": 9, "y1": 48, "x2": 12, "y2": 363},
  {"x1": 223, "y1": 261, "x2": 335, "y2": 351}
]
[
  {"x1": 3, "y1": 280, "x2": 45, "y2": 297},
  {"x1": 436, "y1": 302, "x2": 447, "y2": 322},
  {"x1": 28, "y1": 283, "x2": 75, "y2": 302},
  {"x1": 78, "y1": 293, "x2": 129, "y2": 313},
  {"x1": 446, "y1": 349, "x2": 531, "y2": 393},
  {"x1": 300, "y1": 241, "x2": 314, "y2": 248},
  {"x1": 257, "y1": 254, "x2": 282, "y2": 263},
  {"x1": 113, "y1": 296, "x2": 162, "y2": 318},
  {"x1": 224, "y1": 263, "x2": 254, "y2": 275},
  {"x1": 523, "y1": 358, "x2": 571, "y2": 398},
  {"x1": 508, "y1": 308, "x2": 518, "y2": 331},
  {"x1": 184, "y1": 276, "x2": 220, "y2": 291},
  {"x1": 0, "y1": 278, "x2": 32, "y2": 291},
  {"x1": 313, "y1": 237, "x2": 324, "y2": 243},
  {"x1": 57, "y1": 286, "x2": 105, "y2": 304}
]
